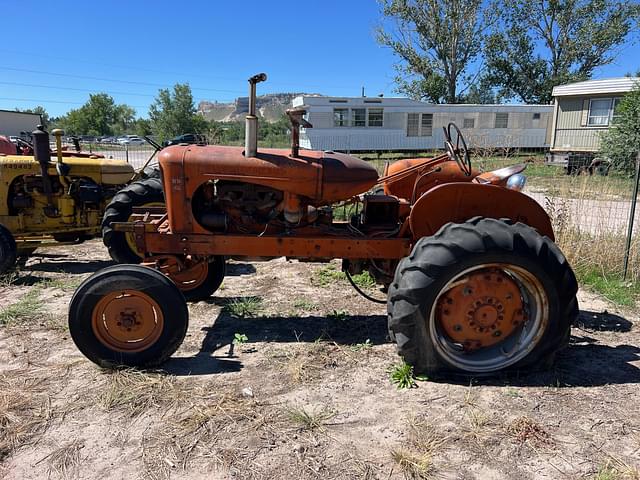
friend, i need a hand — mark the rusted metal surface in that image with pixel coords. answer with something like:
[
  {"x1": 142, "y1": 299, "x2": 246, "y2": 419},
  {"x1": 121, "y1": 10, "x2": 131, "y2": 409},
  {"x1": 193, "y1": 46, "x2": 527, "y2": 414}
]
[
  {"x1": 409, "y1": 182, "x2": 555, "y2": 241},
  {"x1": 159, "y1": 145, "x2": 378, "y2": 233},
  {"x1": 143, "y1": 254, "x2": 209, "y2": 292},
  {"x1": 91, "y1": 289, "x2": 164, "y2": 353},
  {"x1": 286, "y1": 108, "x2": 313, "y2": 158},
  {"x1": 133, "y1": 227, "x2": 411, "y2": 260},
  {"x1": 436, "y1": 267, "x2": 525, "y2": 351},
  {"x1": 473, "y1": 164, "x2": 527, "y2": 186},
  {"x1": 382, "y1": 157, "x2": 479, "y2": 200},
  {"x1": 245, "y1": 73, "x2": 267, "y2": 158}
]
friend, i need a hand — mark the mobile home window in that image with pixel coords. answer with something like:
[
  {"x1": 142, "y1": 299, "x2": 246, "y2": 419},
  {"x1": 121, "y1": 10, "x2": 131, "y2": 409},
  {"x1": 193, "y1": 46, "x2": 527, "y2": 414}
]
[
  {"x1": 532, "y1": 113, "x2": 541, "y2": 120},
  {"x1": 334, "y1": 108, "x2": 349, "y2": 127},
  {"x1": 587, "y1": 99, "x2": 613, "y2": 126},
  {"x1": 612, "y1": 98, "x2": 622, "y2": 123},
  {"x1": 421, "y1": 113, "x2": 433, "y2": 136},
  {"x1": 494, "y1": 112, "x2": 509, "y2": 128},
  {"x1": 368, "y1": 108, "x2": 383, "y2": 127},
  {"x1": 407, "y1": 113, "x2": 419, "y2": 136},
  {"x1": 351, "y1": 108, "x2": 366, "y2": 127},
  {"x1": 463, "y1": 118, "x2": 475, "y2": 129}
]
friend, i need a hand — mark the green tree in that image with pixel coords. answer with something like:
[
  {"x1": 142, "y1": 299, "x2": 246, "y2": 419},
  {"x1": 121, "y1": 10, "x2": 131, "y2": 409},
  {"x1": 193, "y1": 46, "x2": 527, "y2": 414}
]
[
  {"x1": 377, "y1": 0, "x2": 494, "y2": 103},
  {"x1": 484, "y1": 0, "x2": 640, "y2": 104},
  {"x1": 57, "y1": 93, "x2": 136, "y2": 136},
  {"x1": 600, "y1": 84, "x2": 640, "y2": 173},
  {"x1": 15, "y1": 106, "x2": 50, "y2": 126},
  {"x1": 149, "y1": 83, "x2": 209, "y2": 141},
  {"x1": 134, "y1": 118, "x2": 153, "y2": 137}
]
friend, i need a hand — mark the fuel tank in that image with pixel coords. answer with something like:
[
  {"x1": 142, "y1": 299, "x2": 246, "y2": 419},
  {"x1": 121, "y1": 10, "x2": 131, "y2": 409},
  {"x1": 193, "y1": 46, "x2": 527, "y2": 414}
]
[{"x1": 159, "y1": 145, "x2": 379, "y2": 204}]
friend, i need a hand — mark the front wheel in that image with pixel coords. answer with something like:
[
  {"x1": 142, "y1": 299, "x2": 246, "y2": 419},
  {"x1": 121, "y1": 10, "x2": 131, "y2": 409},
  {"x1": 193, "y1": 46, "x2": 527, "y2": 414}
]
[
  {"x1": 388, "y1": 218, "x2": 578, "y2": 376},
  {"x1": 0, "y1": 224, "x2": 17, "y2": 275},
  {"x1": 68, "y1": 264, "x2": 188, "y2": 368}
]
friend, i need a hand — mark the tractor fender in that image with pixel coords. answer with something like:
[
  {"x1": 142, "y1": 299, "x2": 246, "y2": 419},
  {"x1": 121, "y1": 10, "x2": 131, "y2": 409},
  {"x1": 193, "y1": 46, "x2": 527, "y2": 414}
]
[{"x1": 409, "y1": 182, "x2": 554, "y2": 241}]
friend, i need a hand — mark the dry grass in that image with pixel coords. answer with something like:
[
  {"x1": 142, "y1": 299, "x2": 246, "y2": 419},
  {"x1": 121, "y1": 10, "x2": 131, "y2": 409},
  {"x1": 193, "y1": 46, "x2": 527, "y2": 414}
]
[
  {"x1": 506, "y1": 416, "x2": 553, "y2": 447},
  {"x1": 286, "y1": 405, "x2": 336, "y2": 431},
  {"x1": 141, "y1": 386, "x2": 280, "y2": 480},
  {"x1": 0, "y1": 288, "x2": 45, "y2": 326},
  {"x1": 0, "y1": 369, "x2": 54, "y2": 461},
  {"x1": 266, "y1": 341, "x2": 348, "y2": 384},
  {"x1": 595, "y1": 456, "x2": 640, "y2": 480},
  {"x1": 94, "y1": 369, "x2": 184, "y2": 417},
  {"x1": 391, "y1": 416, "x2": 447, "y2": 480},
  {"x1": 46, "y1": 439, "x2": 84, "y2": 479}
]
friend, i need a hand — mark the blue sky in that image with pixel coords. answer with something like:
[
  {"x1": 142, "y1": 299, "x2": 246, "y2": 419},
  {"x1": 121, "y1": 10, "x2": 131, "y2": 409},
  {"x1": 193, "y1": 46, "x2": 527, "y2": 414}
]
[{"x1": 0, "y1": 0, "x2": 638, "y2": 118}]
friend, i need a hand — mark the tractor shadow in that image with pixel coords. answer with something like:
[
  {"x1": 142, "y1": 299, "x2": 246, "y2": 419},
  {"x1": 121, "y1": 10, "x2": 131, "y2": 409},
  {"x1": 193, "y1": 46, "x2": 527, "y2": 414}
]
[
  {"x1": 169, "y1": 302, "x2": 640, "y2": 385},
  {"x1": 164, "y1": 295, "x2": 387, "y2": 376}
]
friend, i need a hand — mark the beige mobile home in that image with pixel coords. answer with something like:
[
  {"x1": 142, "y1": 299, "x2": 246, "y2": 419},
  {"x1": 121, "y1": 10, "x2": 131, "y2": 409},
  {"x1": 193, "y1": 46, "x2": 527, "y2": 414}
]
[{"x1": 548, "y1": 77, "x2": 639, "y2": 169}]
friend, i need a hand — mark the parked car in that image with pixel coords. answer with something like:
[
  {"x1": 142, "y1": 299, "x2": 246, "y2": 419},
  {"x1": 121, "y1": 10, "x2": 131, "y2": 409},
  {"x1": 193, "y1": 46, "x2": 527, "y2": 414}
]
[
  {"x1": 118, "y1": 135, "x2": 145, "y2": 145},
  {"x1": 163, "y1": 133, "x2": 207, "y2": 147}
]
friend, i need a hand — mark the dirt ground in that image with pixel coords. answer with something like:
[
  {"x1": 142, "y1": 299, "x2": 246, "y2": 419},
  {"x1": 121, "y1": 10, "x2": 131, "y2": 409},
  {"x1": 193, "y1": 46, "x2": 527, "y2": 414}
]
[{"x1": 0, "y1": 240, "x2": 639, "y2": 480}]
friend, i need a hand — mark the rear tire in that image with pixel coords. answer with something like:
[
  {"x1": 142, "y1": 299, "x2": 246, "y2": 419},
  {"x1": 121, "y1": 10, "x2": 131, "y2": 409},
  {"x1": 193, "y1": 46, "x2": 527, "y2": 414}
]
[
  {"x1": 68, "y1": 264, "x2": 188, "y2": 368},
  {"x1": 179, "y1": 256, "x2": 226, "y2": 302},
  {"x1": 102, "y1": 178, "x2": 164, "y2": 264},
  {"x1": 387, "y1": 218, "x2": 578, "y2": 376},
  {"x1": 0, "y1": 225, "x2": 17, "y2": 275}
]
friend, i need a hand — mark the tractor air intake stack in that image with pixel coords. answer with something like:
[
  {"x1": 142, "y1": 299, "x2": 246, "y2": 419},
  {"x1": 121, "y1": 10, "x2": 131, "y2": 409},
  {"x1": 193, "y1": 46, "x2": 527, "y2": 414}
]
[
  {"x1": 244, "y1": 73, "x2": 267, "y2": 158},
  {"x1": 32, "y1": 125, "x2": 57, "y2": 217}
]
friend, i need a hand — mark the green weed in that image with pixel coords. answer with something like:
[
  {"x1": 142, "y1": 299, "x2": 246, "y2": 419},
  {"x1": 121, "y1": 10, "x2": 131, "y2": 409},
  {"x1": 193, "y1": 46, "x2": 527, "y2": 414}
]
[
  {"x1": 350, "y1": 339, "x2": 373, "y2": 351},
  {"x1": 232, "y1": 333, "x2": 248, "y2": 346},
  {"x1": 286, "y1": 405, "x2": 335, "y2": 431},
  {"x1": 390, "y1": 361, "x2": 417, "y2": 389},
  {"x1": 223, "y1": 297, "x2": 263, "y2": 318},
  {"x1": 328, "y1": 309, "x2": 349, "y2": 321},
  {"x1": 577, "y1": 269, "x2": 639, "y2": 306},
  {"x1": 0, "y1": 288, "x2": 44, "y2": 326}
]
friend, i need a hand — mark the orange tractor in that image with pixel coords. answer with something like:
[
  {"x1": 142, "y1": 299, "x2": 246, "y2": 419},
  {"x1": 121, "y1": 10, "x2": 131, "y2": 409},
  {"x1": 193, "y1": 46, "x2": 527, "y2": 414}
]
[{"x1": 69, "y1": 74, "x2": 578, "y2": 376}]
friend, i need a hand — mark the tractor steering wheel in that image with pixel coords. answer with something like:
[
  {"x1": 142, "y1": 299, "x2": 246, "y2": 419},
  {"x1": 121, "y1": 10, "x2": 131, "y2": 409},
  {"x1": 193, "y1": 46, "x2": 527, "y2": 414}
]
[{"x1": 443, "y1": 123, "x2": 472, "y2": 176}]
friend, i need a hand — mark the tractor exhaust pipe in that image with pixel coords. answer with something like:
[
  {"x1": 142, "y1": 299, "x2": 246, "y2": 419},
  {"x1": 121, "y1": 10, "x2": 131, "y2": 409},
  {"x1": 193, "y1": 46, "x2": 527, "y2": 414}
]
[
  {"x1": 245, "y1": 73, "x2": 267, "y2": 158},
  {"x1": 32, "y1": 125, "x2": 58, "y2": 217}
]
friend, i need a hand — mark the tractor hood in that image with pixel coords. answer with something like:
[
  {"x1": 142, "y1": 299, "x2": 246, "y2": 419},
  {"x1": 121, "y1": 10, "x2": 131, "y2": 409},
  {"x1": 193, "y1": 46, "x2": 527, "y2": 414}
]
[
  {"x1": 0, "y1": 155, "x2": 134, "y2": 185},
  {"x1": 159, "y1": 145, "x2": 378, "y2": 204},
  {"x1": 61, "y1": 157, "x2": 135, "y2": 185}
]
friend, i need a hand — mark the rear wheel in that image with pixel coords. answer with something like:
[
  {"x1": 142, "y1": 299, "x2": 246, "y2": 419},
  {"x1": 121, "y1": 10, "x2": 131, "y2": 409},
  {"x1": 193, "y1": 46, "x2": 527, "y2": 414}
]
[
  {"x1": 0, "y1": 225, "x2": 17, "y2": 275},
  {"x1": 150, "y1": 255, "x2": 226, "y2": 301},
  {"x1": 388, "y1": 218, "x2": 578, "y2": 376},
  {"x1": 102, "y1": 178, "x2": 164, "y2": 264},
  {"x1": 68, "y1": 265, "x2": 188, "y2": 368}
]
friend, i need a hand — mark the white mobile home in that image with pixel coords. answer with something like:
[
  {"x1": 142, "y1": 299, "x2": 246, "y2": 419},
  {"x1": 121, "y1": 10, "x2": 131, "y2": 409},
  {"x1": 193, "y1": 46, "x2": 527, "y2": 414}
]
[
  {"x1": 548, "y1": 77, "x2": 639, "y2": 164},
  {"x1": 292, "y1": 96, "x2": 553, "y2": 152}
]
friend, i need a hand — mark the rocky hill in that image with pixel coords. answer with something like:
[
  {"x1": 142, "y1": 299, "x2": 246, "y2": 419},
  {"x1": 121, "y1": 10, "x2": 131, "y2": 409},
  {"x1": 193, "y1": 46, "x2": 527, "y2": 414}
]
[{"x1": 198, "y1": 93, "x2": 321, "y2": 123}]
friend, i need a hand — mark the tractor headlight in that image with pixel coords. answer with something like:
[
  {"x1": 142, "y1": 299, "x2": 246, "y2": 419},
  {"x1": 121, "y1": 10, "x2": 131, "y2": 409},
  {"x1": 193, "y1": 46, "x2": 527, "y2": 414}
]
[{"x1": 506, "y1": 173, "x2": 526, "y2": 192}]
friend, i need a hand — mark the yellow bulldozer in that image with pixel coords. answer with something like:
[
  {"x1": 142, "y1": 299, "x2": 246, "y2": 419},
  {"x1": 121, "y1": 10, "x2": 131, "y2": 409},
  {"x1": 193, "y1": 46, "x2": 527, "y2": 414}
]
[{"x1": 0, "y1": 126, "x2": 163, "y2": 274}]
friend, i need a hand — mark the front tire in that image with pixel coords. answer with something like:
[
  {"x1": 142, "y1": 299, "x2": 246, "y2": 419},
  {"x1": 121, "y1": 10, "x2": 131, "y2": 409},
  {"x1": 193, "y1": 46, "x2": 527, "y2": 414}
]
[
  {"x1": 102, "y1": 178, "x2": 164, "y2": 264},
  {"x1": 388, "y1": 218, "x2": 578, "y2": 376},
  {"x1": 68, "y1": 264, "x2": 188, "y2": 368},
  {"x1": 0, "y1": 224, "x2": 17, "y2": 275}
]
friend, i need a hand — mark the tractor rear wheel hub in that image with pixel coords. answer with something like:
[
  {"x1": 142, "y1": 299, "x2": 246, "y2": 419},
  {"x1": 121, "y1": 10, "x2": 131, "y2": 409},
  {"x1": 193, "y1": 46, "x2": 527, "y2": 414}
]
[{"x1": 436, "y1": 268, "x2": 526, "y2": 350}]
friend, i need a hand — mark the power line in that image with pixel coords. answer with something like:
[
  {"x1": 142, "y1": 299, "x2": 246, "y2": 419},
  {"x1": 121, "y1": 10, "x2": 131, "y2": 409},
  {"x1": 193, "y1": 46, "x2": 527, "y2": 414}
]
[
  {"x1": 0, "y1": 96, "x2": 148, "y2": 109},
  {"x1": 0, "y1": 81, "x2": 157, "y2": 98},
  {"x1": 0, "y1": 48, "x2": 364, "y2": 91},
  {"x1": 0, "y1": 67, "x2": 246, "y2": 94}
]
